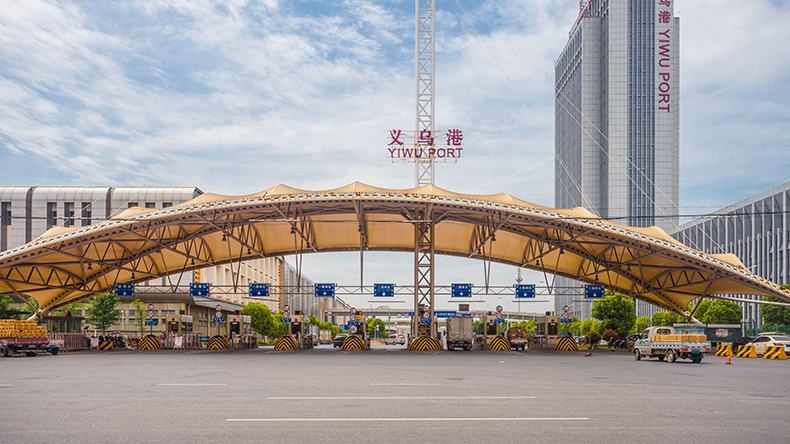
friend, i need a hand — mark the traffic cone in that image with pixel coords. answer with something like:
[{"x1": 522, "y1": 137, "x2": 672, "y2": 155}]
[{"x1": 725, "y1": 356, "x2": 732, "y2": 365}]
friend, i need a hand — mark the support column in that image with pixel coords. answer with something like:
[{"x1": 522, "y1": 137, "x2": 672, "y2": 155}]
[{"x1": 412, "y1": 208, "x2": 436, "y2": 339}]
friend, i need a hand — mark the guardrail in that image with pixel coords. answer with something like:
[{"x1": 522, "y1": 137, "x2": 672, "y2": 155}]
[{"x1": 49, "y1": 333, "x2": 88, "y2": 351}]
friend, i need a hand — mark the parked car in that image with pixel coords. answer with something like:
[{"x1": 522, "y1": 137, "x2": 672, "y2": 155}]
[
  {"x1": 332, "y1": 334, "x2": 349, "y2": 348},
  {"x1": 745, "y1": 334, "x2": 790, "y2": 355}
]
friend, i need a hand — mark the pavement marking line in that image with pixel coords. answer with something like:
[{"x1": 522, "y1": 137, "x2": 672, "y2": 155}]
[
  {"x1": 157, "y1": 383, "x2": 228, "y2": 386},
  {"x1": 0, "y1": 384, "x2": 11, "y2": 387},
  {"x1": 267, "y1": 396, "x2": 536, "y2": 400},
  {"x1": 370, "y1": 383, "x2": 440, "y2": 386},
  {"x1": 227, "y1": 417, "x2": 587, "y2": 422}
]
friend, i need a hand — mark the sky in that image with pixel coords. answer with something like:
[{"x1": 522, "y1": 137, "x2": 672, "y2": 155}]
[{"x1": 2, "y1": 0, "x2": 789, "y2": 313}]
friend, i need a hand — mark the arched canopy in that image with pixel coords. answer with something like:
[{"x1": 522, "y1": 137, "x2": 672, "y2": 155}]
[{"x1": 1, "y1": 182, "x2": 788, "y2": 315}]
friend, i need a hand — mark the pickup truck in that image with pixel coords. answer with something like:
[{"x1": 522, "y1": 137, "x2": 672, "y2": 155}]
[{"x1": 633, "y1": 326, "x2": 711, "y2": 363}]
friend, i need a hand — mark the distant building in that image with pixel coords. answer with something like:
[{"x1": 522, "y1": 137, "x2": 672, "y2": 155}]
[
  {"x1": 554, "y1": 0, "x2": 680, "y2": 320},
  {"x1": 669, "y1": 182, "x2": 790, "y2": 329}
]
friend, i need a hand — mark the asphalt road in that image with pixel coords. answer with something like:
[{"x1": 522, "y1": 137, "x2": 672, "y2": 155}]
[{"x1": 0, "y1": 344, "x2": 787, "y2": 444}]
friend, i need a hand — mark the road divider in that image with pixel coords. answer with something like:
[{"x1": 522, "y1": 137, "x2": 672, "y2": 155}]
[
  {"x1": 762, "y1": 346, "x2": 787, "y2": 360},
  {"x1": 735, "y1": 345, "x2": 756, "y2": 358}
]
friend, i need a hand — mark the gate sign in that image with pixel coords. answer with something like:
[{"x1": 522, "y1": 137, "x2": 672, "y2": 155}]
[
  {"x1": 374, "y1": 283, "x2": 395, "y2": 297},
  {"x1": 451, "y1": 283, "x2": 472, "y2": 297},
  {"x1": 213, "y1": 317, "x2": 225, "y2": 323},
  {"x1": 145, "y1": 320, "x2": 158, "y2": 326},
  {"x1": 249, "y1": 283, "x2": 269, "y2": 298},
  {"x1": 515, "y1": 284, "x2": 536, "y2": 298},
  {"x1": 315, "y1": 283, "x2": 335, "y2": 298},
  {"x1": 115, "y1": 283, "x2": 134, "y2": 297},
  {"x1": 348, "y1": 320, "x2": 360, "y2": 326},
  {"x1": 493, "y1": 318, "x2": 506, "y2": 324},
  {"x1": 190, "y1": 282, "x2": 210, "y2": 297},
  {"x1": 584, "y1": 284, "x2": 605, "y2": 299},
  {"x1": 280, "y1": 318, "x2": 292, "y2": 323},
  {"x1": 434, "y1": 311, "x2": 457, "y2": 318}
]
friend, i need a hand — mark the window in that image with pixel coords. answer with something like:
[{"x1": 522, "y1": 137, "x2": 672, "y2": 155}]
[
  {"x1": 128, "y1": 202, "x2": 138, "y2": 208},
  {"x1": 64, "y1": 202, "x2": 75, "y2": 226},
  {"x1": 47, "y1": 202, "x2": 57, "y2": 228},
  {"x1": 162, "y1": 202, "x2": 172, "y2": 208},
  {"x1": 81, "y1": 202, "x2": 92, "y2": 226},
  {"x1": 128, "y1": 310, "x2": 137, "y2": 317},
  {"x1": 1, "y1": 202, "x2": 10, "y2": 251},
  {"x1": 145, "y1": 202, "x2": 155, "y2": 209}
]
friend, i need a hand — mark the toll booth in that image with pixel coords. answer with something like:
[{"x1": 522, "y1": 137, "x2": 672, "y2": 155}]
[
  {"x1": 346, "y1": 312, "x2": 370, "y2": 350},
  {"x1": 285, "y1": 312, "x2": 313, "y2": 349},
  {"x1": 476, "y1": 315, "x2": 502, "y2": 350},
  {"x1": 533, "y1": 315, "x2": 561, "y2": 348},
  {"x1": 165, "y1": 314, "x2": 193, "y2": 334}
]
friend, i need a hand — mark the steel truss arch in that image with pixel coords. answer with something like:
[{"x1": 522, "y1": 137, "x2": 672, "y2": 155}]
[{"x1": 1, "y1": 182, "x2": 788, "y2": 316}]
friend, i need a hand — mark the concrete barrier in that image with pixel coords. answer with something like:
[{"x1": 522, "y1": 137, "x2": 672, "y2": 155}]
[
  {"x1": 762, "y1": 346, "x2": 788, "y2": 360},
  {"x1": 715, "y1": 345, "x2": 733, "y2": 357},
  {"x1": 735, "y1": 345, "x2": 756, "y2": 358}
]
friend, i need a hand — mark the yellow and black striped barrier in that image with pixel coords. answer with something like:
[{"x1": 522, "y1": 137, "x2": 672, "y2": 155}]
[
  {"x1": 409, "y1": 336, "x2": 442, "y2": 351},
  {"x1": 341, "y1": 335, "x2": 366, "y2": 351},
  {"x1": 99, "y1": 341, "x2": 114, "y2": 351},
  {"x1": 556, "y1": 336, "x2": 579, "y2": 351},
  {"x1": 715, "y1": 345, "x2": 732, "y2": 357},
  {"x1": 138, "y1": 335, "x2": 162, "y2": 351},
  {"x1": 207, "y1": 335, "x2": 229, "y2": 350},
  {"x1": 763, "y1": 346, "x2": 787, "y2": 360},
  {"x1": 488, "y1": 336, "x2": 511, "y2": 351},
  {"x1": 274, "y1": 335, "x2": 297, "y2": 351},
  {"x1": 735, "y1": 345, "x2": 756, "y2": 358}
]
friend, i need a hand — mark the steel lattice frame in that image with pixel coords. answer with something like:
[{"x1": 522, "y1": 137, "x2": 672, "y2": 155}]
[
  {"x1": 1, "y1": 187, "x2": 789, "y2": 318},
  {"x1": 415, "y1": 0, "x2": 435, "y2": 187}
]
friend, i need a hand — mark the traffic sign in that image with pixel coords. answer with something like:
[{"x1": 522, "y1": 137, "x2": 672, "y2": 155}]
[
  {"x1": 283, "y1": 311, "x2": 290, "y2": 319},
  {"x1": 560, "y1": 318, "x2": 572, "y2": 323},
  {"x1": 190, "y1": 282, "x2": 210, "y2": 297},
  {"x1": 515, "y1": 284, "x2": 535, "y2": 298},
  {"x1": 215, "y1": 311, "x2": 222, "y2": 319},
  {"x1": 147, "y1": 310, "x2": 154, "y2": 318},
  {"x1": 584, "y1": 284, "x2": 605, "y2": 299},
  {"x1": 421, "y1": 310, "x2": 430, "y2": 319},
  {"x1": 144, "y1": 320, "x2": 158, "y2": 326},
  {"x1": 348, "y1": 320, "x2": 360, "y2": 326},
  {"x1": 349, "y1": 325, "x2": 359, "y2": 334},
  {"x1": 419, "y1": 318, "x2": 431, "y2": 324},
  {"x1": 215, "y1": 305, "x2": 222, "y2": 311},
  {"x1": 213, "y1": 317, "x2": 225, "y2": 323},
  {"x1": 283, "y1": 305, "x2": 290, "y2": 312},
  {"x1": 249, "y1": 283, "x2": 270, "y2": 298},
  {"x1": 493, "y1": 318, "x2": 506, "y2": 324},
  {"x1": 115, "y1": 283, "x2": 135, "y2": 297},
  {"x1": 397, "y1": 314, "x2": 402, "y2": 319},
  {"x1": 147, "y1": 304, "x2": 154, "y2": 311},
  {"x1": 350, "y1": 308, "x2": 357, "y2": 315},
  {"x1": 373, "y1": 283, "x2": 395, "y2": 297},
  {"x1": 280, "y1": 318, "x2": 292, "y2": 323},
  {"x1": 562, "y1": 305, "x2": 570, "y2": 313},
  {"x1": 460, "y1": 313, "x2": 472, "y2": 317},
  {"x1": 495, "y1": 312, "x2": 503, "y2": 319},
  {"x1": 434, "y1": 311, "x2": 457, "y2": 318},
  {"x1": 315, "y1": 283, "x2": 335, "y2": 298},
  {"x1": 495, "y1": 305, "x2": 503, "y2": 313},
  {"x1": 451, "y1": 283, "x2": 472, "y2": 297}
]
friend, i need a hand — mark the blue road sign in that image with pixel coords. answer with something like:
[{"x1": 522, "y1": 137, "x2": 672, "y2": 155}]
[
  {"x1": 408, "y1": 312, "x2": 415, "y2": 316},
  {"x1": 451, "y1": 283, "x2": 472, "y2": 297},
  {"x1": 584, "y1": 284, "x2": 605, "y2": 299},
  {"x1": 190, "y1": 282, "x2": 210, "y2": 297},
  {"x1": 340, "y1": 324, "x2": 349, "y2": 330},
  {"x1": 348, "y1": 320, "x2": 360, "y2": 326},
  {"x1": 198, "y1": 336, "x2": 210, "y2": 342},
  {"x1": 493, "y1": 318, "x2": 506, "y2": 324},
  {"x1": 115, "y1": 283, "x2": 135, "y2": 297},
  {"x1": 434, "y1": 311, "x2": 457, "y2": 318},
  {"x1": 315, "y1": 283, "x2": 335, "y2": 297},
  {"x1": 516, "y1": 284, "x2": 536, "y2": 298},
  {"x1": 213, "y1": 317, "x2": 225, "y2": 323},
  {"x1": 144, "y1": 320, "x2": 158, "y2": 326},
  {"x1": 373, "y1": 283, "x2": 395, "y2": 297},
  {"x1": 460, "y1": 313, "x2": 472, "y2": 317},
  {"x1": 280, "y1": 317, "x2": 292, "y2": 323},
  {"x1": 249, "y1": 283, "x2": 269, "y2": 298},
  {"x1": 420, "y1": 318, "x2": 431, "y2": 323},
  {"x1": 560, "y1": 318, "x2": 572, "y2": 323}
]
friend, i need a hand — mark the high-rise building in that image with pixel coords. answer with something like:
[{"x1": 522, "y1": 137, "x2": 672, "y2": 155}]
[{"x1": 554, "y1": 0, "x2": 680, "y2": 320}]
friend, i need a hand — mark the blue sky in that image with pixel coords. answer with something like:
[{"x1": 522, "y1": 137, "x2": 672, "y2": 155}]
[{"x1": 2, "y1": 0, "x2": 789, "y2": 311}]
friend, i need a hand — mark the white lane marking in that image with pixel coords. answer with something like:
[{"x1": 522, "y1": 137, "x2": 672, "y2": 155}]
[
  {"x1": 228, "y1": 417, "x2": 588, "y2": 422},
  {"x1": 157, "y1": 383, "x2": 228, "y2": 386},
  {"x1": 0, "y1": 384, "x2": 11, "y2": 387},
  {"x1": 267, "y1": 396, "x2": 536, "y2": 400},
  {"x1": 370, "y1": 383, "x2": 440, "y2": 386}
]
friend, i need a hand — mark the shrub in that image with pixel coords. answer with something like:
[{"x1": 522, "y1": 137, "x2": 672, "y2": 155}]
[
  {"x1": 584, "y1": 330, "x2": 602, "y2": 345},
  {"x1": 601, "y1": 329, "x2": 619, "y2": 341}
]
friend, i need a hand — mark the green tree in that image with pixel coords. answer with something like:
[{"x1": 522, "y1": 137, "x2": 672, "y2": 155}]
[
  {"x1": 761, "y1": 288, "x2": 790, "y2": 325},
  {"x1": 632, "y1": 316, "x2": 651, "y2": 334},
  {"x1": 0, "y1": 294, "x2": 13, "y2": 319},
  {"x1": 308, "y1": 315, "x2": 320, "y2": 326},
  {"x1": 86, "y1": 292, "x2": 121, "y2": 334},
  {"x1": 367, "y1": 318, "x2": 387, "y2": 338},
  {"x1": 579, "y1": 318, "x2": 602, "y2": 336},
  {"x1": 243, "y1": 302, "x2": 278, "y2": 338},
  {"x1": 590, "y1": 291, "x2": 637, "y2": 338},
  {"x1": 652, "y1": 311, "x2": 683, "y2": 326},
  {"x1": 511, "y1": 320, "x2": 537, "y2": 333},
  {"x1": 693, "y1": 299, "x2": 742, "y2": 324},
  {"x1": 131, "y1": 299, "x2": 146, "y2": 337}
]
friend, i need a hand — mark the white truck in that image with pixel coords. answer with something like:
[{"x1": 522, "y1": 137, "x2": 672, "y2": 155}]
[
  {"x1": 446, "y1": 316, "x2": 474, "y2": 351},
  {"x1": 633, "y1": 326, "x2": 711, "y2": 363}
]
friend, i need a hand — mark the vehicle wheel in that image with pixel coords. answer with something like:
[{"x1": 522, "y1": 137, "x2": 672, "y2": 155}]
[
  {"x1": 657, "y1": 355, "x2": 664, "y2": 361},
  {"x1": 634, "y1": 349, "x2": 641, "y2": 361},
  {"x1": 26, "y1": 352, "x2": 36, "y2": 357},
  {"x1": 666, "y1": 350, "x2": 676, "y2": 363},
  {"x1": 50, "y1": 348, "x2": 59, "y2": 356},
  {"x1": 1, "y1": 348, "x2": 8, "y2": 357},
  {"x1": 692, "y1": 357, "x2": 702, "y2": 363}
]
